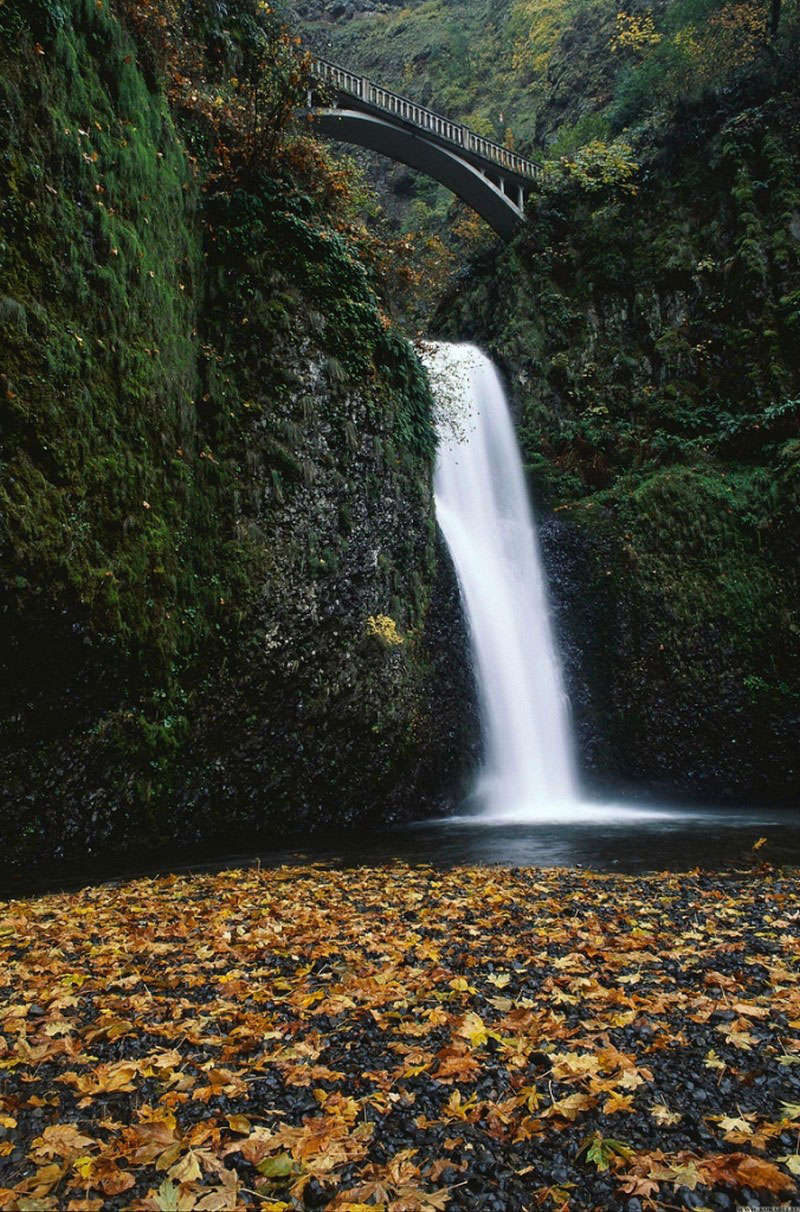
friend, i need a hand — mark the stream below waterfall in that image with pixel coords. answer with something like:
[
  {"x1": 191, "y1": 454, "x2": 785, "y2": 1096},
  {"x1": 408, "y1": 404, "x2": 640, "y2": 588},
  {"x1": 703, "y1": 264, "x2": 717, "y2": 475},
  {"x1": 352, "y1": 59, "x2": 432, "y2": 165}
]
[{"x1": 5, "y1": 804, "x2": 800, "y2": 898}]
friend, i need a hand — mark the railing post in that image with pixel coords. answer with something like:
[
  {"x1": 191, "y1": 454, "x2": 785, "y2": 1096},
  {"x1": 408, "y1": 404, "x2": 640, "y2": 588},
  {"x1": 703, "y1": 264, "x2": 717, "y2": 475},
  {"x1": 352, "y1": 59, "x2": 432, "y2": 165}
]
[{"x1": 362, "y1": 76, "x2": 370, "y2": 102}]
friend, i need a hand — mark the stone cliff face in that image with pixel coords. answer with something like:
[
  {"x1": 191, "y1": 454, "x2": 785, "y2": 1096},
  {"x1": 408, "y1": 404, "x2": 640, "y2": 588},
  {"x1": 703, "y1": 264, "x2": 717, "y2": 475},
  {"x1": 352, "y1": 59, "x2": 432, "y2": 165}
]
[
  {"x1": 177, "y1": 327, "x2": 479, "y2": 842},
  {"x1": 438, "y1": 75, "x2": 800, "y2": 804},
  {"x1": 0, "y1": 0, "x2": 477, "y2": 866},
  {"x1": 294, "y1": 0, "x2": 407, "y2": 20}
]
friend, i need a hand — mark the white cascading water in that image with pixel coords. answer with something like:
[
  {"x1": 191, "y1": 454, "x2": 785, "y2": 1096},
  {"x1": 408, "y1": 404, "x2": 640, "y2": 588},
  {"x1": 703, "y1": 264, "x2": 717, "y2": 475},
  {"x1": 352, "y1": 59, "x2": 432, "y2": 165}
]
[{"x1": 422, "y1": 342, "x2": 578, "y2": 817}]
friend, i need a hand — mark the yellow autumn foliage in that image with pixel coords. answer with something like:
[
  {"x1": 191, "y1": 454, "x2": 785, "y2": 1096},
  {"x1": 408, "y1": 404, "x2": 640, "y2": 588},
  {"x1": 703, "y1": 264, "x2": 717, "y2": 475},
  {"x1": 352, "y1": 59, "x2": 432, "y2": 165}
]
[
  {"x1": 366, "y1": 614, "x2": 405, "y2": 646},
  {"x1": 612, "y1": 11, "x2": 663, "y2": 52},
  {"x1": 556, "y1": 139, "x2": 640, "y2": 196}
]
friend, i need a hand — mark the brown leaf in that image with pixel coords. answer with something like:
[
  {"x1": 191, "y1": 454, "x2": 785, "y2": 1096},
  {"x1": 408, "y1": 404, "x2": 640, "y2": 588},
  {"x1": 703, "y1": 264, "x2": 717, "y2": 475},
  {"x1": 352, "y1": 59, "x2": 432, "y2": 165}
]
[
  {"x1": 30, "y1": 1125, "x2": 95, "y2": 1161},
  {"x1": 168, "y1": 1150, "x2": 203, "y2": 1183},
  {"x1": 99, "y1": 1166, "x2": 136, "y2": 1196},
  {"x1": 735, "y1": 1155, "x2": 796, "y2": 1195}
]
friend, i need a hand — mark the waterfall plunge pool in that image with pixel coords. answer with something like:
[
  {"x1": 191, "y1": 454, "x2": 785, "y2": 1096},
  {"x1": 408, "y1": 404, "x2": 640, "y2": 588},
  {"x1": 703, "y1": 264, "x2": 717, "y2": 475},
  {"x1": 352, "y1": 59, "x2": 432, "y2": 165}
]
[
  {"x1": 5, "y1": 801, "x2": 799, "y2": 899},
  {"x1": 246, "y1": 799, "x2": 800, "y2": 877}
]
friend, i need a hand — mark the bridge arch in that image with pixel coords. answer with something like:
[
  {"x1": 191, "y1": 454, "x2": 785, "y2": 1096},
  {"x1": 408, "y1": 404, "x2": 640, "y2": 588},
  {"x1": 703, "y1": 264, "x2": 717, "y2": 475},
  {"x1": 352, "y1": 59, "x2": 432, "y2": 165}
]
[
  {"x1": 313, "y1": 108, "x2": 525, "y2": 240},
  {"x1": 307, "y1": 59, "x2": 543, "y2": 241}
]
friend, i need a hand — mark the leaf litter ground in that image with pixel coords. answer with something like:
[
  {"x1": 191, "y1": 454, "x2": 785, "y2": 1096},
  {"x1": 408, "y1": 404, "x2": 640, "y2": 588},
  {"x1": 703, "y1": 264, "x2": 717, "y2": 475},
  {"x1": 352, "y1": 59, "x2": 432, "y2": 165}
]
[{"x1": 1, "y1": 864, "x2": 799, "y2": 1211}]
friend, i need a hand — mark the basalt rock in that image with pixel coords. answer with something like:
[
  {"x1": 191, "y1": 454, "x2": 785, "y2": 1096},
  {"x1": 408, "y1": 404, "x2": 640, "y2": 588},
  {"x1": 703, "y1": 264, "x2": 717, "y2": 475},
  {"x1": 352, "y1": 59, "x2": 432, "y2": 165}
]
[{"x1": 0, "y1": 0, "x2": 478, "y2": 868}]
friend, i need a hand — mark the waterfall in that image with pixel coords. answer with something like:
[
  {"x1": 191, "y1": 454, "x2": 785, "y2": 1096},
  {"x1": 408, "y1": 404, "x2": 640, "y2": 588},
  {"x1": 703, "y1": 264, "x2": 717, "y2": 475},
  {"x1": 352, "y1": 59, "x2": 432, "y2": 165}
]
[{"x1": 422, "y1": 342, "x2": 578, "y2": 817}]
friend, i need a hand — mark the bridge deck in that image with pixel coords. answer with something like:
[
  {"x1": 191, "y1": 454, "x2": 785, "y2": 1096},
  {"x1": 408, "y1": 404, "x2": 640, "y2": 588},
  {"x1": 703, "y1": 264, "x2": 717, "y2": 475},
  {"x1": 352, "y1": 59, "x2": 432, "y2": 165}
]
[{"x1": 310, "y1": 57, "x2": 543, "y2": 190}]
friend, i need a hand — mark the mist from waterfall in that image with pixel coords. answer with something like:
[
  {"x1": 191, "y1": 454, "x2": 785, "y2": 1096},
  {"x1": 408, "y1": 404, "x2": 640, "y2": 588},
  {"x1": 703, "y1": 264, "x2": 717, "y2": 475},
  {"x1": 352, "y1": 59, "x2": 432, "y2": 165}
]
[{"x1": 422, "y1": 342, "x2": 578, "y2": 818}]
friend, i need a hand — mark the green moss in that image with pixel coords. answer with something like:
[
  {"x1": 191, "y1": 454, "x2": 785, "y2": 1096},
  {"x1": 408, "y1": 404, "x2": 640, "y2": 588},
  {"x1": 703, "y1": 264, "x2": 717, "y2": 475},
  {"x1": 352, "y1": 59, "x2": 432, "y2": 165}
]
[
  {"x1": 0, "y1": 3, "x2": 266, "y2": 813},
  {"x1": 611, "y1": 465, "x2": 782, "y2": 658},
  {"x1": 0, "y1": 0, "x2": 447, "y2": 861}
]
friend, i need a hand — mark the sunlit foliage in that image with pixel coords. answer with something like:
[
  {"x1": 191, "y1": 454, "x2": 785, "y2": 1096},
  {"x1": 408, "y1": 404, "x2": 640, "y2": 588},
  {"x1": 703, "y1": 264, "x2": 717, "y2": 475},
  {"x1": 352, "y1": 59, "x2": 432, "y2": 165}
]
[
  {"x1": 611, "y1": 10, "x2": 664, "y2": 51},
  {"x1": 366, "y1": 613, "x2": 406, "y2": 645},
  {"x1": 550, "y1": 138, "x2": 640, "y2": 195}
]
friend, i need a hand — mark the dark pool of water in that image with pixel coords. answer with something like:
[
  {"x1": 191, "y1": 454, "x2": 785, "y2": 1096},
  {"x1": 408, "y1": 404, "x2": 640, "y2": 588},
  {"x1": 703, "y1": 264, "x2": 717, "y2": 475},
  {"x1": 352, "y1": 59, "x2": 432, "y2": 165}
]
[
  {"x1": 3, "y1": 800, "x2": 799, "y2": 899},
  {"x1": 373, "y1": 801, "x2": 800, "y2": 872}
]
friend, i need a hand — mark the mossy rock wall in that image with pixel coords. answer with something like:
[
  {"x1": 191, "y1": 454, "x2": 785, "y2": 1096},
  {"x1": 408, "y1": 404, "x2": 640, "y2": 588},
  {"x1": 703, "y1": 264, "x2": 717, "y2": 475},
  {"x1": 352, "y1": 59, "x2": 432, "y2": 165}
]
[
  {"x1": 439, "y1": 78, "x2": 800, "y2": 802},
  {"x1": 0, "y1": 0, "x2": 477, "y2": 865}
]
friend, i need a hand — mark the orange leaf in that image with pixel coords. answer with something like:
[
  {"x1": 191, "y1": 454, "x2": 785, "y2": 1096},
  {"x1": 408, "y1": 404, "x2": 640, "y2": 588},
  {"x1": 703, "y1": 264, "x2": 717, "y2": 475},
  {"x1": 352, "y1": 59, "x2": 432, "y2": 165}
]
[
  {"x1": 99, "y1": 1166, "x2": 136, "y2": 1196},
  {"x1": 735, "y1": 1155, "x2": 796, "y2": 1195},
  {"x1": 30, "y1": 1124, "x2": 95, "y2": 1161}
]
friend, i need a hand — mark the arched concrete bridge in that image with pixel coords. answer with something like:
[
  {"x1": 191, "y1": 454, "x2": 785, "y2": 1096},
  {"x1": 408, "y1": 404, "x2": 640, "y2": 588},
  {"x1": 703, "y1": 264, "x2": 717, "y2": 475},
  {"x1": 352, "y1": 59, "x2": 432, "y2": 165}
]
[{"x1": 308, "y1": 58, "x2": 544, "y2": 240}]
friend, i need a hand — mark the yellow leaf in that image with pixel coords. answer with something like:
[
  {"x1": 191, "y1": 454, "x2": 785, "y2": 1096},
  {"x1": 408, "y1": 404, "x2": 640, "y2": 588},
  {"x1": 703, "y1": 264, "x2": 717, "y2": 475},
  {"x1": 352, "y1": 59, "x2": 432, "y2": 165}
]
[
  {"x1": 715, "y1": 1114, "x2": 754, "y2": 1135},
  {"x1": 665, "y1": 1160, "x2": 702, "y2": 1190},
  {"x1": 457, "y1": 1012, "x2": 488, "y2": 1047},
  {"x1": 650, "y1": 1103, "x2": 681, "y2": 1126},
  {"x1": 543, "y1": 1092, "x2": 594, "y2": 1121},
  {"x1": 168, "y1": 1148, "x2": 202, "y2": 1183}
]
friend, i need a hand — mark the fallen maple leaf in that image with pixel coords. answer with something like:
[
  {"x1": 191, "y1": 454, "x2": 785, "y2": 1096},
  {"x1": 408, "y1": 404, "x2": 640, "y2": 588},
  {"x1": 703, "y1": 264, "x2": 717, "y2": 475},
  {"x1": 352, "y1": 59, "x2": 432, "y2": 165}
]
[
  {"x1": 30, "y1": 1124, "x2": 95, "y2": 1161},
  {"x1": 543, "y1": 1093, "x2": 594, "y2": 1121},
  {"x1": 168, "y1": 1149, "x2": 203, "y2": 1183},
  {"x1": 734, "y1": 1154, "x2": 796, "y2": 1195},
  {"x1": 617, "y1": 1172, "x2": 660, "y2": 1198},
  {"x1": 649, "y1": 1158, "x2": 703, "y2": 1190},
  {"x1": 578, "y1": 1132, "x2": 634, "y2": 1171},
  {"x1": 714, "y1": 1113, "x2": 755, "y2": 1134},
  {"x1": 603, "y1": 1091, "x2": 635, "y2": 1115},
  {"x1": 650, "y1": 1103, "x2": 681, "y2": 1126},
  {"x1": 98, "y1": 1166, "x2": 136, "y2": 1196}
]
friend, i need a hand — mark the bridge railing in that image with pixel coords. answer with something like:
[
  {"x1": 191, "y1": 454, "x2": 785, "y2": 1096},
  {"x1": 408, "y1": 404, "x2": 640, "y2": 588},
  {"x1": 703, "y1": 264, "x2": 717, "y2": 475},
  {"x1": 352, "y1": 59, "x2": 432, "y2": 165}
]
[
  {"x1": 311, "y1": 56, "x2": 543, "y2": 185},
  {"x1": 314, "y1": 60, "x2": 365, "y2": 100}
]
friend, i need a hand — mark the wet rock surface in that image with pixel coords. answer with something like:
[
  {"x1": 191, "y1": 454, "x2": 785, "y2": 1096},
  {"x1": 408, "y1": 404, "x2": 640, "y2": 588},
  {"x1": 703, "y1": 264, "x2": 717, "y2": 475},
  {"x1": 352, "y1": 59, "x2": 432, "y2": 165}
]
[{"x1": 539, "y1": 516, "x2": 800, "y2": 804}]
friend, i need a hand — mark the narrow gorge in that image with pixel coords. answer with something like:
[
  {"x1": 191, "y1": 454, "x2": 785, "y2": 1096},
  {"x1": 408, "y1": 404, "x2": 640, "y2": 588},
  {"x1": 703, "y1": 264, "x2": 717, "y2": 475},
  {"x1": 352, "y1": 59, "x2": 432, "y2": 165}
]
[
  {"x1": 3, "y1": 5, "x2": 800, "y2": 1210},
  {"x1": 1, "y1": 0, "x2": 799, "y2": 874}
]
